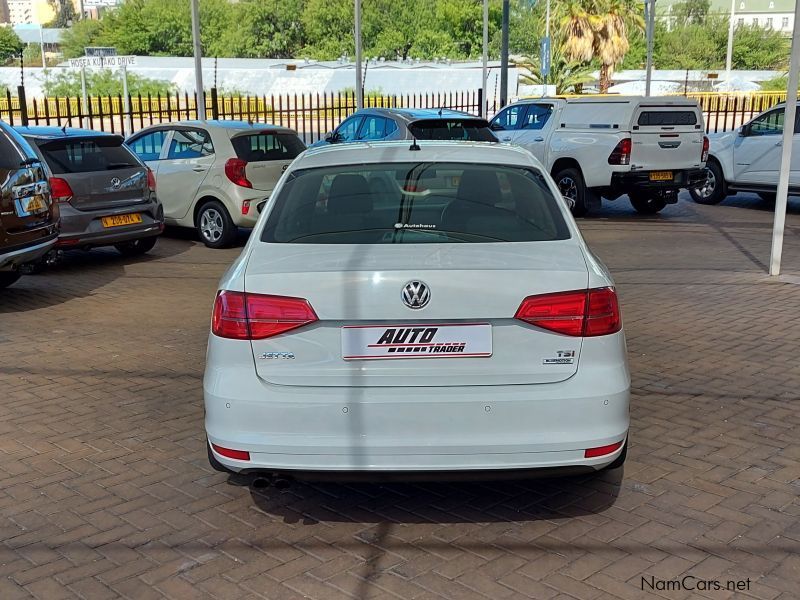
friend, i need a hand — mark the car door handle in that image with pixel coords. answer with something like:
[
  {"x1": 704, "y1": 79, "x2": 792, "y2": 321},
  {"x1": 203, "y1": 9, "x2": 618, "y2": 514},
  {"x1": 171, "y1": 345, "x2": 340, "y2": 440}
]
[
  {"x1": 533, "y1": 136, "x2": 544, "y2": 142},
  {"x1": 192, "y1": 167, "x2": 207, "y2": 172},
  {"x1": 501, "y1": 136, "x2": 512, "y2": 142},
  {"x1": 775, "y1": 141, "x2": 783, "y2": 147}
]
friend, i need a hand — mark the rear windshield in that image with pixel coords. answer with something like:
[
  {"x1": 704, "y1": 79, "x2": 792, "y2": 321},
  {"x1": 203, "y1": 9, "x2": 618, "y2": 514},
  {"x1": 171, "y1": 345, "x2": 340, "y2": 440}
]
[
  {"x1": 35, "y1": 137, "x2": 141, "y2": 174},
  {"x1": 407, "y1": 119, "x2": 497, "y2": 142},
  {"x1": 231, "y1": 132, "x2": 305, "y2": 162},
  {"x1": 637, "y1": 111, "x2": 698, "y2": 126},
  {"x1": 261, "y1": 162, "x2": 570, "y2": 244}
]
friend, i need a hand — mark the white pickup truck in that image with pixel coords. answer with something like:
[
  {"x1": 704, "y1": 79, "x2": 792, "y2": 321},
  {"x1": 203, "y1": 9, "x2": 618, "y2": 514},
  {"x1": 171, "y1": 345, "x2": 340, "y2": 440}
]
[{"x1": 490, "y1": 96, "x2": 709, "y2": 215}]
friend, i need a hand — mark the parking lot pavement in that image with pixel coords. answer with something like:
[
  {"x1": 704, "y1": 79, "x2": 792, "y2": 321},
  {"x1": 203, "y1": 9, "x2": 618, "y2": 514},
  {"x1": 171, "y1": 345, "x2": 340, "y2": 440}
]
[{"x1": 1, "y1": 194, "x2": 799, "y2": 600}]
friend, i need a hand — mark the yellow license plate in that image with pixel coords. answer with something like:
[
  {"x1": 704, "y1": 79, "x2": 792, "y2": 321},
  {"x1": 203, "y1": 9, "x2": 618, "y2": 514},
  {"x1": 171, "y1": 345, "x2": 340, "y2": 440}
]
[
  {"x1": 26, "y1": 196, "x2": 46, "y2": 212},
  {"x1": 101, "y1": 213, "x2": 143, "y2": 228},
  {"x1": 649, "y1": 171, "x2": 673, "y2": 181}
]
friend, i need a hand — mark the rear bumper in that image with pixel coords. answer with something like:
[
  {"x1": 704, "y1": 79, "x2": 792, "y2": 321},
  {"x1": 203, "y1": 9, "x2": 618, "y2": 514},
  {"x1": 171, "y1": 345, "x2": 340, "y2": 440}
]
[
  {"x1": 0, "y1": 231, "x2": 58, "y2": 270},
  {"x1": 610, "y1": 168, "x2": 707, "y2": 192},
  {"x1": 204, "y1": 332, "x2": 631, "y2": 474},
  {"x1": 58, "y1": 199, "x2": 163, "y2": 248}
]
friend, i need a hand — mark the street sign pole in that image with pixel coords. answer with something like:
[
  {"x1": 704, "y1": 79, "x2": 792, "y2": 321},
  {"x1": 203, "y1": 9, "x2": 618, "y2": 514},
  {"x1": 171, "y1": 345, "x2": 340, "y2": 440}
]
[
  {"x1": 725, "y1": 0, "x2": 736, "y2": 79},
  {"x1": 768, "y1": 0, "x2": 800, "y2": 276},
  {"x1": 645, "y1": 0, "x2": 655, "y2": 97},
  {"x1": 481, "y1": 0, "x2": 488, "y2": 117},
  {"x1": 190, "y1": 0, "x2": 206, "y2": 121},
  {"x1": 122, "y1": 63, "x2": 132, "y2": 136},
  {"x1": 500, "y1": 0, "x2": 509, "y2": 107},
  {"x1": 355, "y1": 0, "x2": 363, "y2": 110},
  {"x1": 80, "y1": 66, "x2": 88, "y2": 128}
]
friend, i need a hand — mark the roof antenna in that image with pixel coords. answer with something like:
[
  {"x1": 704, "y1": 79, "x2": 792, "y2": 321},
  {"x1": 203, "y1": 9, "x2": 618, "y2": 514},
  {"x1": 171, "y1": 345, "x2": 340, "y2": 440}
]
[
  {"x1": 409, "y1": 136, "x2": 420, "y2": 151},
  {"x1": 61, "y1": 124, "x2": 67, "y2": 134},
  {"x1": 438, "y1": 106, "x2": 443, "y2": 117}
]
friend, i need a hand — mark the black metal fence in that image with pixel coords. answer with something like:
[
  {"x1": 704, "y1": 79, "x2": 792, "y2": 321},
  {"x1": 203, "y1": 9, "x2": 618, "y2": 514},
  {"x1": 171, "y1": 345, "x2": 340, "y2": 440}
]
[{"x1": 0, "y1": 88, "x2": 484, "y2": 144}]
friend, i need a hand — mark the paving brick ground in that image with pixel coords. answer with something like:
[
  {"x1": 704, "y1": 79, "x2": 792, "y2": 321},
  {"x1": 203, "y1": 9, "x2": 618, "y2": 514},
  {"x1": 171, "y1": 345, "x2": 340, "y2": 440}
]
[{"x1": 1, "y1": 193, "x2": 799, "y2": 600}]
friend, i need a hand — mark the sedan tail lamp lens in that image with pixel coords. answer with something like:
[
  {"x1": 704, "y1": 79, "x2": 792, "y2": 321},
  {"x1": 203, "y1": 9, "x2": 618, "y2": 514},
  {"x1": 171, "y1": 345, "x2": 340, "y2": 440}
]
[
  {"x1": 224, "y1": 158, "x2": 252, "y2": 188},
  {"x1": 146, "y1": 168, "x2": 156, "y2": 192},
  {"x1": 212, "y1": 290, "x2": 318, "y2": 340},
  {"x1": 49, "y1": 177, "x2": 73, "y2": 203},
  {"x1": 515, "y1": 287, "x2": 621, "y2": 337}
]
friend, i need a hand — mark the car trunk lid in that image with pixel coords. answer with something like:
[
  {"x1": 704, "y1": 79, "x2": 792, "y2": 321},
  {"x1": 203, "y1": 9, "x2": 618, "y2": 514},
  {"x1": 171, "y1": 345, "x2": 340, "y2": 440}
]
[
  {"x1": 230, "y1": 130, "x2": 305, "y2": 192},
  {"x1": 630, "y1": 104, "x2": 706, "y2": 172},
  {"x1": 244, "y1": 242, "x2": 589, "y2": 387}
]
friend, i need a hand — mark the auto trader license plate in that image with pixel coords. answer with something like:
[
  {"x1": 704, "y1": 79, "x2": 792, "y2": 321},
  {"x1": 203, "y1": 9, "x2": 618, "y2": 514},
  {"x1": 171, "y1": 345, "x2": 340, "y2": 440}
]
[
  {"x1": 342, "y1": 323, "x2": 492, "y2": 360},
  {"x1": 14, "y1": 195, "x2": 47, "y2": 217},
  {"x1": 101, "y1": 213, "x2": 143, "y2": 228},
  {"x1": 649, "y1": 171, "x2": 673, "y2": 181}
]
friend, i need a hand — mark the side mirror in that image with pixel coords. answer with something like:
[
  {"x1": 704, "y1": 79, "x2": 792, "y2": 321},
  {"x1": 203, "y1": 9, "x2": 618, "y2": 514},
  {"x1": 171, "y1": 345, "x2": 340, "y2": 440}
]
[
  {"x1": 324, "y1": 131, "x2": 339, "y2": 143},
  {"x1": 490, "y1": 122, "x2": 505, "y2": 131},
  {"x1": 738, "y1": 125, "x2": 748, "y2": 137},
  {"x1": 562, "y1": 195, "x2": 576, "y2": 210},
  {"x1": 256, "y1": 200, "x2": 267, "y2": 214}
]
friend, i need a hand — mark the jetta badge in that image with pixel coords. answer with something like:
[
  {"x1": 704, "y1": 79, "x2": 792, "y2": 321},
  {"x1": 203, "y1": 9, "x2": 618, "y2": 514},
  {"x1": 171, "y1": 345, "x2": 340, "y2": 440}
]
[{"x1": 402, "y1": 281, "x2": 430, "y2": 309}]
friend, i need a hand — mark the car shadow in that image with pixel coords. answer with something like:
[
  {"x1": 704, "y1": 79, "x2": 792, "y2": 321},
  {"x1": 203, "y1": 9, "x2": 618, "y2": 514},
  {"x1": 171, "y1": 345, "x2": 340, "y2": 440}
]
[
  {"x1": 235, "y1": 468, "x2": 624, "y2": 526},
  {"x1": 0, "y1": 235, "x2": 193, "y2": 313},
  {"x1": 161, "y1": 225, "x2": 252, "y2": 248}
]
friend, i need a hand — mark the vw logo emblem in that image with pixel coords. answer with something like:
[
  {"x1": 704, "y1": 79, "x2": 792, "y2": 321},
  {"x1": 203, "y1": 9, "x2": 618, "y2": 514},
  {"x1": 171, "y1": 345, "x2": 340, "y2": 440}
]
[
  {"x1": 402, "y1": 281, "x2": 430, "y2": 310},
  {"x1": 110, "y1": 177, "x2": 121, "y2": 190}
]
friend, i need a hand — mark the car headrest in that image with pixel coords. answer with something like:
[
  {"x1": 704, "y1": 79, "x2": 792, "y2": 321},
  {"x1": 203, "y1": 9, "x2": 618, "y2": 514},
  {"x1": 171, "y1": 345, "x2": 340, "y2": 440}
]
[
  {"x1": 457, "y1": 170, "x2": 501, "y2": 207},
  {"x1": 327, "y1": 174, "x2": 373, "y2": 215}
]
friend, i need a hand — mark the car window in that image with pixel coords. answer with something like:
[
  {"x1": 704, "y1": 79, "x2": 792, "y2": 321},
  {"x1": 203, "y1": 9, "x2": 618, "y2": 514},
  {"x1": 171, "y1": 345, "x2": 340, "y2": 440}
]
[
  {"x1": 36, "y1": 137, "x2": 141, "y2": 174},
  {"x1": 358, "y1": 116, "x2": 391, "y2": 141},
  {"x1": 0, "y1": 130, "x2": 27, "y2": 170},
  {"x1": 521, "y1": 105, "x2": 553, "y2": 130},
  {"x1": 491, "y1": 105, "x2": 526, "y2": 131},
  {"x1": 407, "y1": 119, "x2": 497, "y2": 141},
  {"x1": 749, "y1": 109, "x2": 784, "y2": 136},
  {"x1": 336, "y1": 116, "x2": 362, "y2": 142},
  {"x1": 231, "y1": 132, "x2": 305, "y2": 162},
  {"x1": 261, "y1": 162, "x2": 570, "y2": 244},
  {"x1": 167, "y1": 129, "x2": 214, "y2": 159},
  {"x1": 127, "y1": 130, "x2": 167, "y2": 161}
]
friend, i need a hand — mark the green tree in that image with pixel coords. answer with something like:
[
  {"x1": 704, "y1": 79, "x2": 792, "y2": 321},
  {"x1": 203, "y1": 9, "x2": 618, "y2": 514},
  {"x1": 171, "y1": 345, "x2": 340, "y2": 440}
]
[
  {"x1": 222, "y1": 0, "x2": 305, "y2": 58},
  {"x1": 731, "y1": 24, "x2": 789, "y2": 70},
  {"x1": 516, "y1": 52, "x2": 593, "y2": 94},
  {"x1": 43, "y1": 69, "x2": 176, "y2": 97},
  {"x1": 47, "y1": 0, "x2": 78, "y2": 28},
  {"x1": 60, "y1": 18, "x2": 105, "y2": 58},
  {"x1": 0, "y1": 26, "x2": 23, "y2": 64},
  {"x1": 301, "y1": 0, "x2": 353, "y2": 59},
  {"x1": 671, "y1": 0, "x2": 710, "y2": 25}
]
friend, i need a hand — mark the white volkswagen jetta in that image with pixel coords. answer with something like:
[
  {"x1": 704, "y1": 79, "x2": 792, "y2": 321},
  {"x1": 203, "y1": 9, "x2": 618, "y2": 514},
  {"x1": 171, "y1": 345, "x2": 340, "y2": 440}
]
[{"x1": 204, "y1": 141, "x2": 630, "y2": 478}]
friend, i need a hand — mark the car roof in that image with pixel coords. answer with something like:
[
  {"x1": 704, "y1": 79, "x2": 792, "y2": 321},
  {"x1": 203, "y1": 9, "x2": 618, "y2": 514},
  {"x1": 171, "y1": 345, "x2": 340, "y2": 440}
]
[
  {"x1": 15, "y1": 126, "x2": 121, "y2": 140},
  {"x1": 358, "y1": 108, "x2": 482, "y2": 121},
  {"x1": 128, "y1": 120, "x2": 298, "y2": 137},
  {"x1": 296, "y1": 140, "x2": 541, "y2": 170}
]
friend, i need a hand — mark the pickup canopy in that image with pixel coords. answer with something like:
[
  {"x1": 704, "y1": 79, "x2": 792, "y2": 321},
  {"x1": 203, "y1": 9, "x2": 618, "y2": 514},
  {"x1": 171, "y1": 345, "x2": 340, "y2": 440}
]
[{"x1": 551, "y1": 96, "x2": 703, "y2": 133}]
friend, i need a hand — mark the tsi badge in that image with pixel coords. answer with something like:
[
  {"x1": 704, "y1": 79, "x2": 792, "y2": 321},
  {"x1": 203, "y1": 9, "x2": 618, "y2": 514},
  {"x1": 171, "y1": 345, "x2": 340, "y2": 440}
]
[
  {"x1": 543, "y1": 350, "x2": 576, "y2": 365},
  {"x1": 258, "y1": 352, "x2": 295, "y2": 360}
]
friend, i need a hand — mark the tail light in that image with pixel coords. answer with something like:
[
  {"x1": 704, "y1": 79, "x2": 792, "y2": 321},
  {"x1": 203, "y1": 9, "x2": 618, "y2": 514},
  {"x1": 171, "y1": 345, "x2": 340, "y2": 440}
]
[
  {"x1": 514, "y1": 287, "x2": 621, "y2": 337},
  {"x1": 701, "y1": 136, "x2": 709, "y2": 162},
  {"x1": 212, "y1": 290, "x2": 318, "y2": 340},
  {"x1": 224, "y1": 158, "x2": 252, "y2": 188},
  {"x1": 146, "y1": 168, "x2": 156, "y2": 192},
  {"x1": 608, "y1": 138, "x2": 632, "y2": 165},
  {"x1": 49, "y1": 177, "x2": 73, "y2": 203}
]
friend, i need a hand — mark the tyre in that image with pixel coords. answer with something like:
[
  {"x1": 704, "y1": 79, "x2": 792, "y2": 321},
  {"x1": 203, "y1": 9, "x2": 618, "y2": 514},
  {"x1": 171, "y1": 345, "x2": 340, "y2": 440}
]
[
  {"x1": 604, "y1": 440, "x2": 628, "y2": 471},
  {"x1": 689, "y1": 160, "x2": 726, "y2": 205},
  {"x1": 197, "y1": 200, "x2": 237, "y2": 249},
  {"x1": 0, "y1": 272, "x2": 21, "y2": 289},
  {"x1": 115, "y1": 236, "x2": 158, "y2": 256},
  {"x1": 629, "y1": 192, "x2": 667, "y2": 215},
  {"x1": 553, "y1": 166, "x2": 594, "y2": 217}
]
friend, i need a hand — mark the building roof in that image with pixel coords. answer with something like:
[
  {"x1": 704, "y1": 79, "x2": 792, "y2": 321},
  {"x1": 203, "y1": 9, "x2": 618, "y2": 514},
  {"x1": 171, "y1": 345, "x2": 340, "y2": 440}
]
[{"x1": 12, "y1": 26, "x2": 65, "y2": 45}]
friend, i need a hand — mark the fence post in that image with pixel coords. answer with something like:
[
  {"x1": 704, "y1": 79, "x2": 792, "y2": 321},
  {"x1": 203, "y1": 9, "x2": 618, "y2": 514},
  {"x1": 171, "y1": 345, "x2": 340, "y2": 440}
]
[
  {"x1": 17, "y1": 85, "x2": 28, "y2": 126},
  {"x1": 477, "y1": 88, "x2": 483, "y2": 118},
  {"x1": 210, "y1": 87, "x2": 219, "y2": 120}
]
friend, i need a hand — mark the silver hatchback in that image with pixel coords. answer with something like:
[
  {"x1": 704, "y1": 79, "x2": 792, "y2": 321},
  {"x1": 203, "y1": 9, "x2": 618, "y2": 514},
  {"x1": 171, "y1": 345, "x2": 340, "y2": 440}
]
[{"x1": 17, "y1": 127, "x2": 163, "y2": 258}]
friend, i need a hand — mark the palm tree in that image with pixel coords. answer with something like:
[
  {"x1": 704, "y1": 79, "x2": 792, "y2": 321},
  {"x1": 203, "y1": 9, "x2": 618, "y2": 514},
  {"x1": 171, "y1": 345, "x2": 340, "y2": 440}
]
[
  {"x1": 556, "y1": 0, "x2": 645, "y2": 93},
  {"x1": 515, "y1": 52, "x2": 594, "y2": 95}
]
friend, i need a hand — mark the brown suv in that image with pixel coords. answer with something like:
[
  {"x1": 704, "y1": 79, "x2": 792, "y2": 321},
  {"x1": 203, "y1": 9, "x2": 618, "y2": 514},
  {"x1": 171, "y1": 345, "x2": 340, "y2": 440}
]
[{"x1": 0, "y1": 121, "x2": 59, "y2": 289}]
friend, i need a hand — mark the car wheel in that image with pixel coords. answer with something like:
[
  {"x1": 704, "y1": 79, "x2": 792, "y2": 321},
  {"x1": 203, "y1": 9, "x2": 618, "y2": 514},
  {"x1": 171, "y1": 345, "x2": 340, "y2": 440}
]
[
  {"x1": 629, "y1": 191, "x2": 667, "y2": 215},
  {"x1": 554, "y1": 167, "x2": 593, "y2": 217},
  {"x1": 603, "y1": 440, "x2": 628, "y2": 471},
  {"x1": 115, "y1": 236, "x2": 158, "y2": 256},
  {"x1": 197, "y1": 201, "x2": 236, "y2": 249},
  {"x1": 0, "y1": 272, "x2": 21, "y2": 289},
  {"x1": 689, "y1": 161, "x2": 726, "y2": 205}
]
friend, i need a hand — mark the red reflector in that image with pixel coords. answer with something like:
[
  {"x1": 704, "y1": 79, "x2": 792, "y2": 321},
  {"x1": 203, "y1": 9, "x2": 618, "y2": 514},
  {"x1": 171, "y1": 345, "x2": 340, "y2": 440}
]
[
  {"x1": 212, "y1": 290, "x2": 318, "y2": 340},
  {"x1": 225, "y1": 158, "x2": 252, "y2": 188},
  {"x1": 49, "y1": 177, "x2": 73, "y2": 203},
  {"x1": 56, "y1": 238, "x2": 80, "y2": 247},
  {"x1": 242, "y1": 200, "x2": 251, "y2": 215},
  {"x1": 211, "y1": 444, "x2": 250, "y2": 461},
  {"x1": 514, "y1": 287, "x2": 621, "y2": 337},
  {"x1": 584, "y1": 440, "x2": 623, "y2": 458}
]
